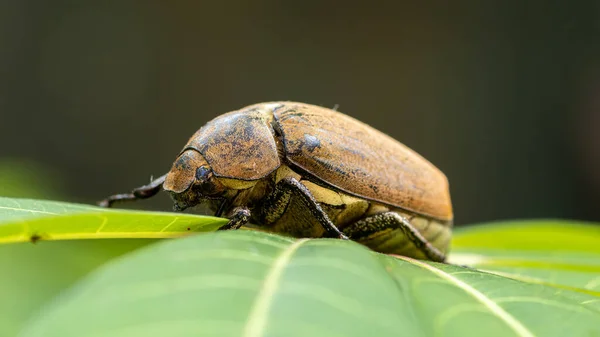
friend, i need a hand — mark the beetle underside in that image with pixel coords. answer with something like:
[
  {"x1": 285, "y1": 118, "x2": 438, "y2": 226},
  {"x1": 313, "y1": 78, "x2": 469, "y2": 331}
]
[{"x1": 243, "y1": 164, "x2": 451, "y2": 262}]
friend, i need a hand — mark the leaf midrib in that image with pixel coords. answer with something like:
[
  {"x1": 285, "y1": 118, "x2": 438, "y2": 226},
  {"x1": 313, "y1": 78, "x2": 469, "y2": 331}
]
[{"x1": 242, "y1": 238, "x2": 308, "y2": 337}]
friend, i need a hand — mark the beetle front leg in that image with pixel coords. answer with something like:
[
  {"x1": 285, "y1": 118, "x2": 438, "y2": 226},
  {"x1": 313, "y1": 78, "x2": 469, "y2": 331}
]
[
  {"x1": 218, "y1": 206, "x2": 251, "y2": 231},
  {"x1": 256, "y1": 177, "x2": 349, "y2": 240},
  {"x1": 343, "y1": 212, "x2": 447, "y2": 262},
  {"x1": 98, "y1": 173, "x2": 168, "y2": 207}
]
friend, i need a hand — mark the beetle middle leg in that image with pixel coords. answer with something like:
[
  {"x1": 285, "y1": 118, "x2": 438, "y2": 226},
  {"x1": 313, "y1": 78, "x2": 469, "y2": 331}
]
[
  {"x1": 98, "y1": 174, "x2": 167, "y2": 207},
  {"x1": 343, "y1": 212, "x2": 447, "y2": 262},
  {"x1": 255, "y1": 177, "x2": 349, "y2": 240}
]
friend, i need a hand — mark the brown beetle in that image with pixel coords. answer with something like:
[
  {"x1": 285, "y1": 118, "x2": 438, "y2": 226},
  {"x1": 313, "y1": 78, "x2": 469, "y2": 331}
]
[{"x1": 100, "y1": 102, "x2": 453, "y2": 261}]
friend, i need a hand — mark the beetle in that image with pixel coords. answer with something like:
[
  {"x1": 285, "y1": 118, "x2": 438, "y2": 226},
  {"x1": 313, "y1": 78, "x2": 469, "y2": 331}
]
[{"x1": 99, "y1": 102, "x2": 453, "y2": 262}]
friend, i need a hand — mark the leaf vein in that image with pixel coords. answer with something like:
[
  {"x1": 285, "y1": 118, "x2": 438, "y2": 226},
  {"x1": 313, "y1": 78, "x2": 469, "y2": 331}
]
[
  {"x1": 242, "y1": 238, "x2": 308, "y2": 337},
  {"x1": 396, "y1": 257, "x2": 535, "y2": 337}
]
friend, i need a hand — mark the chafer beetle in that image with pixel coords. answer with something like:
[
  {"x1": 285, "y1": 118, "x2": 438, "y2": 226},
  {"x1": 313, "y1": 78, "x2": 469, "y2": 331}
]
[{"x1": 99, "y1": 102, "x2": 453, "y2": 262}]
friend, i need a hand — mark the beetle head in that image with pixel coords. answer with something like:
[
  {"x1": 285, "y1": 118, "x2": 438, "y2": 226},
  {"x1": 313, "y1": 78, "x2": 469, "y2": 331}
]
[{"x1": 163, "y1": 149, "x2": 226, "y2": 211}]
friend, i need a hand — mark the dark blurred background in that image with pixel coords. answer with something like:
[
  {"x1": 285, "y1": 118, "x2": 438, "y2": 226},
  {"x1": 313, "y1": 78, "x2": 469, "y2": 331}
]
[{"x1": 1, "y1": 1, "x2": 599, "y2": 226}]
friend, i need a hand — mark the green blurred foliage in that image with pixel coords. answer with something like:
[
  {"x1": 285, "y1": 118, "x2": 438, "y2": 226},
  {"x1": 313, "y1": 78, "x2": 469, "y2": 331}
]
[
  {"x1": 0, "y1": 163, "x2": 154, "y2": 336},
  {"x1": 0, "y1": 239, "x2": 155, "y2": 337},
  {"x1": 0, "y1": 159, "x2": 65, "y2": 199}
]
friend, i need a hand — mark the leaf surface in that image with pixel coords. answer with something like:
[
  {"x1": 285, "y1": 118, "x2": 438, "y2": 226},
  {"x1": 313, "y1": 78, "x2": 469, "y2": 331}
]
[
  {"x1": 0, "y1": 239, "x2": 154, "y2": 336},
  {"x1": 0, "y1": 197, "x2": 227, "y2": 243},
  {"x1": 19, "y1": 230, "x2": 600, "y2": 337},
  {"x1": 1, "y1": 198, "x2": 599, "y2": 337},
  {"x1": 449, "y1": 220, "x2": 600, "y2": 295}
]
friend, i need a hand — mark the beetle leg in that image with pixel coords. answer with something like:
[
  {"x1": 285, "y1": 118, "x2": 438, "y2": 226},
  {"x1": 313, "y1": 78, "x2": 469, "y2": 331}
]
[
  {"x1": 343, "y1": 212, "x2": 447, "y2": 262},
  {"x1": 218, "y1": 206, "x2": 251, "y2": 231},
  {"x1": 256, "y1": 177, "x2": 349, "y2": 240},
  {"x1": 98, "y1": 174, "x2": 167, "y2": 207}
]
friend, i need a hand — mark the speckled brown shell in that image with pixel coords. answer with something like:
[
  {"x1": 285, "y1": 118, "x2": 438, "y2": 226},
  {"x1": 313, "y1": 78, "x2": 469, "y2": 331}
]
[
  {"x1": 182, "y1": 108, "x2": 280, "y2": 181},
  {"x1": 272, "y1": 102, "x2": 453, "y2": 222}
]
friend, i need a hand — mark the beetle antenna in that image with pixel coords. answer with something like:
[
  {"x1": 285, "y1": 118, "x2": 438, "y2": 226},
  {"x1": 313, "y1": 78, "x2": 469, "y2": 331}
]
[{"x1": 98, "y1": 173, "x2": 168, "y2": 208}]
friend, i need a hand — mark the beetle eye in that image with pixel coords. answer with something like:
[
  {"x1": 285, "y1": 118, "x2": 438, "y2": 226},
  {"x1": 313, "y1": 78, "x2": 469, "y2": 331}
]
[{"x1": 195, "y1": 166, "x2": 211, "y2": 182}]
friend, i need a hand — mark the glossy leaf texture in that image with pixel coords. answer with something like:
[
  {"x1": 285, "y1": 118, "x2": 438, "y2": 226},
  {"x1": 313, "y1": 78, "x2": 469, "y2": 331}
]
[
  {"x1": 449, "y1": 220, "x2": 600, "y2": 296},
  {"x1": 0, "y1": 196, "x2": 227, "y2": 243},
  {"x1": 18, "y1": 230, "x2": 600, "y2": 337}
]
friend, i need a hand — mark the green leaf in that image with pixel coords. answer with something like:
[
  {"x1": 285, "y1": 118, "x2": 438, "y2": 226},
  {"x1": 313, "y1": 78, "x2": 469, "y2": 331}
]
[
  {"x1": 0, "y1": 197, "x2": 231, "y2": 336},
  {"x1": 0, "y1": 158, "x2": 66, "y2": 199},
  {"x1": 0, "y1": 239, "x2": 155, "y2": 337},
  {"x1": 0, "y1": 197, "x2": 228, "y2": 336},
  {"x1": 449, "y1": 220, "x2": 600, "y2": 295},
  {"x1": 1, "y1": 198, "x2": 599, "y2": 336},
  {"x1": 19, "y1": 230, "x2": 600, "y2": 337},
  {"x1": 0, "y1": 197, "x2": 227, "y2": 243}
]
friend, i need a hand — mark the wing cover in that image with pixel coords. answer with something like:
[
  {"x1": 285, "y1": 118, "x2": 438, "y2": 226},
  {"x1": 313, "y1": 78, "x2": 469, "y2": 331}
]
[{"x1": 274, "y1": 103, "x2": 453, "y2": 221}]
